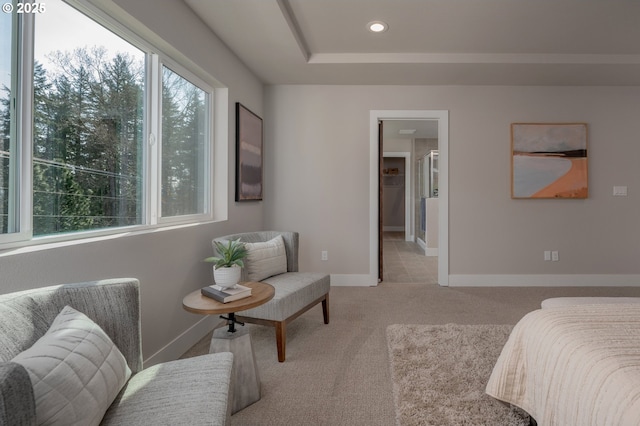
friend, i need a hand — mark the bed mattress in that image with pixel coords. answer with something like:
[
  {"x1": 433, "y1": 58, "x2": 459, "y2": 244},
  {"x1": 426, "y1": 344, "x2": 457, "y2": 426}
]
[{"x1": 486, "y1": 304, "x2": 640, "y2": 426}]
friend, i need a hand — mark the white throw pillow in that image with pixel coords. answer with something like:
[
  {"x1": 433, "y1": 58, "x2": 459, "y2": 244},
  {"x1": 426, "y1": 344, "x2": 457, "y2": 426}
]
[
  {"x1": 12, "y1": 305, "x2": 132, "y2": 426},
  {"x1": 244, "y1": 235, "x2": 288, "y2": 281}
]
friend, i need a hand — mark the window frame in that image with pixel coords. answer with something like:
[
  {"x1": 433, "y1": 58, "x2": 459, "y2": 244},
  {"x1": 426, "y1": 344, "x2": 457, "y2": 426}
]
[
  {"x1": 0, "y1": 0, "x2": 225, "y2": 249},
  {"x1": 154, "y1": 56, "x2": 214, "y2": 225}
]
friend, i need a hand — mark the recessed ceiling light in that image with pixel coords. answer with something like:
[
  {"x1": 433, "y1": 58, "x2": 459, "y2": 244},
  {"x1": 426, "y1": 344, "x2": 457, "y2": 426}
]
[
  {"x1": 398, "y1": 129, "x2": 416, "y2": 135},
  {"x1": 367, "y1": 21, "x2": 388, "y2": 33}
]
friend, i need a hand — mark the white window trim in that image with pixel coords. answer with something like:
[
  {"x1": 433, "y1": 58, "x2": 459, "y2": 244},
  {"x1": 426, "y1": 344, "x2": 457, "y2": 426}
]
[
  {"x1": 148, "y1": 53, "x2": 161, "y2": 226},
  {"x1": 156, "y1": 56, "x2": 215, "y2": 225},
  {"x1": 4, "y1": 11, "x2": 35, "y2": 245},
  {"x1": 0, "y1": 0, "x2": 228, "y2": 250}
]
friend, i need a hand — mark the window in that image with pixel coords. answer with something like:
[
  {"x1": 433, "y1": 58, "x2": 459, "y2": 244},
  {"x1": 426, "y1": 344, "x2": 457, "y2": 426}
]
[
  {"x1": 33, "y1": 2, "x2": 146, "y2": 235},
  {"x1": 1, "y1": 0, "x2": 218, "y2": 245},
  {"x1": 161, "y1": 66, "x2": 208, "y2": 218}
]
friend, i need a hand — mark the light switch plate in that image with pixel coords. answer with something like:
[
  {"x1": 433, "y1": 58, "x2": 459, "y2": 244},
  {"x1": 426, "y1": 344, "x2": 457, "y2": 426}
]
[{"x1": 613, "y1": 186, "x2": 628, "y2": 196}]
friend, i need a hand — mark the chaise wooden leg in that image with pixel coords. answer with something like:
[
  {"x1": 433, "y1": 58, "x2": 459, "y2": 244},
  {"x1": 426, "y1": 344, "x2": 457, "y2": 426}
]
[
  {"x1": 322, "y1": 294, "x2": 330, "y2": 324},
  {"x1": 276, "y1": 321, "x2": 286, "y2": 362},
  {"x1": 240, "y1": 293, "x2": 330, "y2": 362}
]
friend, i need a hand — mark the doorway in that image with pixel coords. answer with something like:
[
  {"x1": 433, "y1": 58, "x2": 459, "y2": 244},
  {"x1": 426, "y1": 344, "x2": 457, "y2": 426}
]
[
  {"x1": 382, "y1": 153, "x2": 411, "y2": 240},
  {"x1": 369, "y1": 110, "x2": 449, "y2": 286}
]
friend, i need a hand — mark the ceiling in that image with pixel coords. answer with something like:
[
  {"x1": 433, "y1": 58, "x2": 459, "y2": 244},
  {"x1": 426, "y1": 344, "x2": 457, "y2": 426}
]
[
  {"x1": 184, "y1": 0, "x2": 640, "y2": 86},
  {"x1": 382, "y1": 120, "x2": 438, "y2": 140}
]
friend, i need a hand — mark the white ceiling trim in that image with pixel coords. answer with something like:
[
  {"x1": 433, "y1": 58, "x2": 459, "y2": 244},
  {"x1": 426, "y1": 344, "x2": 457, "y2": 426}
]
[
  {"x1": 276, "y1": 0, "x2": 310, "y2": 61},
  {"x1": 308, "y1": 53, "x2": 640, "y2": 65},
  {"x1": 185, "y1": 0, "x2": 640, "y2": 85}
]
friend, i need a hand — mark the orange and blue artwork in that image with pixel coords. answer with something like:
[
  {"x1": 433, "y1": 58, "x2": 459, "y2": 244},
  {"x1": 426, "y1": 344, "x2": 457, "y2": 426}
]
[{"x1": 511, "y1": 123, "x2": 588, "y2": 199}]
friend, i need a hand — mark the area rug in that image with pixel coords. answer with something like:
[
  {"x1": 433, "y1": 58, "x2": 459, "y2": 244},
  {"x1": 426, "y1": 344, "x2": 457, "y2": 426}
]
[{"x1": 386, "y1": 323, "x2": 529, "y2": 426}]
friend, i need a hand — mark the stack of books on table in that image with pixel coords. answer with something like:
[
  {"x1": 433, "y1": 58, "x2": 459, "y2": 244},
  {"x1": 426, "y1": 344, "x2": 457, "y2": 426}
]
[{"x1": 201, "y1": 284, "x2": 252, "y2": 303}]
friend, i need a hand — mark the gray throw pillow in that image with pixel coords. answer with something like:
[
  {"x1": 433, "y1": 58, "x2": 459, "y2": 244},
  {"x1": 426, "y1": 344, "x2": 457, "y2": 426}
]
[
  {"x1": 244, "y1": 235, "x2": 288, "y2": 281},
  {"x1": 12, "y1": 305, "x2": 131, "y2": 426}
]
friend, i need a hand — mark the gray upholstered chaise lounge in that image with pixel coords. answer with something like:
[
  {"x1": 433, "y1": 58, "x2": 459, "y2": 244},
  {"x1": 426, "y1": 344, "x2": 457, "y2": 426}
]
[
  {"x1": 0, "y1": 278, "x2": 234, "y2": 426},
  {"x1": 213, "y1": 231, "x2": 330, "y2": 362}
]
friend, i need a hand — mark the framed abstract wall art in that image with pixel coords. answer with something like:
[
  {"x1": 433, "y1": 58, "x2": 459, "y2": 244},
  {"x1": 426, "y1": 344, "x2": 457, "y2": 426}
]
[
  {"x1": 235, "y1": 103, "x2": 263, "y2": 201},
  {"x1": 511, "y1": 123, "x2": 588, "y2": 199}
]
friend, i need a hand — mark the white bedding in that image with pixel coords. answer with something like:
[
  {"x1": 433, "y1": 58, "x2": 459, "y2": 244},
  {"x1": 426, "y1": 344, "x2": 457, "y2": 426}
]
[{"x1": 486, "y1": 304, "x2": 640, "y2": 426}]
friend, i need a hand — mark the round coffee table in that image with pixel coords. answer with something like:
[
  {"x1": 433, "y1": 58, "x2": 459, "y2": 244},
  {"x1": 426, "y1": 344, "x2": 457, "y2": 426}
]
[
  {"x1": 183, "y1": 281, "x2": 274, "y2": 331},
  {"x1": 182, "y1": 281, "x2": 274, "y2": 414}
]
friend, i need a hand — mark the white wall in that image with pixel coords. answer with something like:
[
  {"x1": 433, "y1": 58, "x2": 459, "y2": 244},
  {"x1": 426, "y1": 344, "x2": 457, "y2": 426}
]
[
  {"x1": 264, "y1": 85, "x2": 640, "y2": 285},
  {"x1": 384, "y1": 138, "x2": 412, "y2": 153},
  {"x1": 0, "y1": 0, "x2": 265, "y2": 364}
]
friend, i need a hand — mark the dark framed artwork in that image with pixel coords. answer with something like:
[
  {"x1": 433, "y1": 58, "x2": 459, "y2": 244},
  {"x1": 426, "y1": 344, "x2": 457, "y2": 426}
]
[
  {"x1": 235, "y1": 103, "x2": 263, "y2": 201},
  {"x1": 511, "y1": 123, "x2": 588, "y2": 199}
]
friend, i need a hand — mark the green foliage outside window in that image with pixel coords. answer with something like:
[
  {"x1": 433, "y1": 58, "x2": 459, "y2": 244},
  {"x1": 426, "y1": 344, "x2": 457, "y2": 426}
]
[
  {"x1": 28, "y1": 48, "x2": 144, "y2": 235},
  {"x1": 0, "y1": 0, "x2": 212, "y2": 239}
]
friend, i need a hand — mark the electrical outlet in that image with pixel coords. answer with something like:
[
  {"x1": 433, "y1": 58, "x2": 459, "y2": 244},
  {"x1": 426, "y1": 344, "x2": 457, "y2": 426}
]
[
  {"x1": 551, "y1": 251, "x2": 559, "y2": 262},
  {"x1": 321, "y1": 250, "x2": 328, "y2": 261},
  {"x1": 544, "y1": 251, "x2": 551, "y2": 261}
]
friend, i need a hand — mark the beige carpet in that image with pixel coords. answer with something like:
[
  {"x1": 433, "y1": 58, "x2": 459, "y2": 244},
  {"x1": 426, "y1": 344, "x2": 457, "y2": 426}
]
[
  {"x1": 180, "y1": 283, "x2": 640, "y2": 425},
  {"x1": 386, "y1": 323, "x2": 529, "y2": 426}
]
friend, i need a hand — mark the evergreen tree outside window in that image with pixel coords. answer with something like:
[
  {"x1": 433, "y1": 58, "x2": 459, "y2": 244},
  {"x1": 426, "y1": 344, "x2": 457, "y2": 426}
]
[
  {"x1": 33, "y1": 1, "x2": 145, "y2": 235},
  {"x1": 0, "y1": 0, "x2": 218, "y2": 245},
  {"x1": 161, "y1": 67, "x2": 208, "y2": 218}
]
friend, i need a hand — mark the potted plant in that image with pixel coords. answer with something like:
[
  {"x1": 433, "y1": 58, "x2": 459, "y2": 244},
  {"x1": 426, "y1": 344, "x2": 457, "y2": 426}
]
[{"x1": 204, "y1": 238, "x2": 248, "y2": 289}]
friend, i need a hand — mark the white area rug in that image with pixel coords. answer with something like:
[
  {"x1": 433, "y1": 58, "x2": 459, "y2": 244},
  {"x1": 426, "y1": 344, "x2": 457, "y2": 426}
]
[{"x1": 386, "y1": 323, "x2": 530, "y2": 426}]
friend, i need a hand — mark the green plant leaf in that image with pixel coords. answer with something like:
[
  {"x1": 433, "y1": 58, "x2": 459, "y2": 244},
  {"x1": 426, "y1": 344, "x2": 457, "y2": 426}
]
[{"x1": 205, "y1": 238, "x2": 248, "y2": 268}]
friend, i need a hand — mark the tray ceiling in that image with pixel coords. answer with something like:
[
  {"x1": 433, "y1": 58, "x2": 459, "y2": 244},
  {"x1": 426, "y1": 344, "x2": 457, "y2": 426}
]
[{"x1": 185, "y1": 0, "x2": 640, "y2": 85}]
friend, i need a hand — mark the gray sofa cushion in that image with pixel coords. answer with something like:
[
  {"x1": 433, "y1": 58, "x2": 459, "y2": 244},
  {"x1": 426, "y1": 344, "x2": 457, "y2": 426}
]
[
  {"x1": 238, "y1": 272, "x2": 330, "y2": 321},
  {"x1": 12, "y1": 306, "x2": 131, "y2": 426},
  {"x1": 0, "y1": 279, "x2": 142, "y2": 373},
  {"x1": 1, "y1": 279, "x2": 233, "y2": 426},
  {"x1": 101, "y1": 353, "x2": 233, "y2": 426},
  {"x1": 0, "y1": 362, "x2": 35, "y2": 426}
]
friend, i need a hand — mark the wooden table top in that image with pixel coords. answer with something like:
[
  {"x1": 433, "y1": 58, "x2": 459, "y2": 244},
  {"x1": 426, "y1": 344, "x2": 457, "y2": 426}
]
[{"x1": 182, "y1": 281, "x2": 275, "y2": 315}]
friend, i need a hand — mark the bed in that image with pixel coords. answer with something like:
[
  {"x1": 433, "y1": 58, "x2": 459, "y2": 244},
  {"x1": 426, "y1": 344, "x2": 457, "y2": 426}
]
[{"x1": 485, "y1": 303, "x2": 640, "y2": 426}]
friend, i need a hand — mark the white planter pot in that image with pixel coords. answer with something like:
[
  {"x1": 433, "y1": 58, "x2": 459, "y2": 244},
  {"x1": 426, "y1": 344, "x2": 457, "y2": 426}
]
[{"x1": 213, "y1": 265, "x2": 241, "y2": 289}]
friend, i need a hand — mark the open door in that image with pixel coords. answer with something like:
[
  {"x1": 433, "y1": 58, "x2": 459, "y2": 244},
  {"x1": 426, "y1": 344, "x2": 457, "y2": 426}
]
[
  {"x1": 370, "y1": 110, "x2": 449, "y2": 287},
  {"x1": 378, "y1": 120, "x2": 383, "y2": 282}
]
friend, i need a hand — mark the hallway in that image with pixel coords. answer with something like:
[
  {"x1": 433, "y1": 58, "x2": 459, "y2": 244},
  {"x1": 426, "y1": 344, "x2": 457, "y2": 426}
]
[{"x1": 382, "y1": 232, "x2": 438, "y2": 284}]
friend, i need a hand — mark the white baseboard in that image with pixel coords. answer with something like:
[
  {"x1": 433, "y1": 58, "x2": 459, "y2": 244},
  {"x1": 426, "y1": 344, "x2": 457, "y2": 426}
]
[
  {"x1": 143, "y1": 314, "x2": 222, "y2": 368},
  {"x1": 416, "y1": 238, "x2": 437, "y2": 256},
  {"x1": 330, "y1": 274, "x2": 378, "y2": 286},
  {"x1": 146, "y1": 273, "x2": 636, "y2": 366},
  {"x1": 145, "y1": 274, "x2": 377, "y2": 365},
  {"x1": 449, "y1": 274, "x2": 640, "y2": 287}
]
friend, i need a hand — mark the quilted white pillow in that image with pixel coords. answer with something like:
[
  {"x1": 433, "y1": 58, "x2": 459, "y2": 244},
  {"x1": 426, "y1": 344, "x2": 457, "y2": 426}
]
[
  {"x1": 12, "y1": 305, "x2": 131, "y2": 426},
  {"x1": 244, "y1": 235, "x2": 288, "y2": 281}
]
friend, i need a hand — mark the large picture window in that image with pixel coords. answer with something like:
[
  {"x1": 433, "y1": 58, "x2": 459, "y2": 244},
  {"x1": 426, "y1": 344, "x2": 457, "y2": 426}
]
[
  {"x1": 0, "y1": 0, "x2": 216, "y2": 245},
  {"x1": 33, "y1": 2, "x2": 146, "y2": 235}
]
